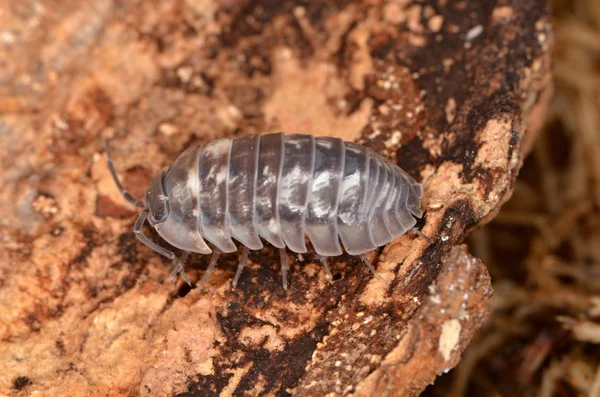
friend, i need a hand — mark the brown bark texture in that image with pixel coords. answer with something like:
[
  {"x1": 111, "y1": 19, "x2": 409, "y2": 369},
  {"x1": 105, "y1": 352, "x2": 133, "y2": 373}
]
[{"x1": 0, "y1": 1, "x2": 552, "y2": 396}]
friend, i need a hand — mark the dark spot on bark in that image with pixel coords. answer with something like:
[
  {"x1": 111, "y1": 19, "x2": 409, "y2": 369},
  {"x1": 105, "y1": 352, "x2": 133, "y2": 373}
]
[
  {"x1": 49, "y1": 303, "x2": 65, "y2": 318},
  {"x1": 12, "y1": 376, "x2": 32, "y2": 390},
  {"x1": 184, "y1": 346, "x2": 193, "y2": 363},
  {"x1": 154, "y1": 36, "x2": 166, "y2": 53},
  {"x1": 414, "y1": 212, "x2": 427, "y2": 230},
  {"x1": 473, "y1": 165, "x2": 499, "y2": 199},
  {"x1": 73, "y1": 227, "x2": 97, "y2": 266},
  {"x1": 120, "y1": 270, "x2": 139, "y2": 291},
  {"x1": 342, "y1": 87, "x2": 365, "y2": 116},
  {"x1": 161, "y1": 65, "x2": 216, "y2": 96},
  {"x1": 177, "y1": 282, "x2": 193, "y2": 298},
  {"x1": 239, "y1": 42, "x2": 273, "y2": 77},
  {"x1": 396, "y1": 137, "x2": 432, "y2": 181},
  {"x1": 89, "y1": 86, "x2": 114, "y2": 125},
  {"x1": 118, "y1": 231, "x2": 139, "y2": 265},
  {"x1": 389, "y1": 200, "x2": 479, "y2": 297},
  {"x1": 50, "y1": 225, "x2": 64, "y2": 237},
  {"x1": 176, "y1": 372, "x2": 234, "y2": 397},
  {"x1": 56, "y1": 339, "x2": 66, "y2": 355},
  {"x1": 335, "y1": 19, "x2": 359, "y2": 70},
  {"x1": 24, "y1": 313, "x2": 41, "y2": 332},
  {"x1": 507, "y1": 124, "x2": 520, "y2": 162},
  {"x1": 183, "y1": 23, "x2": 198, "y2": 38},
  {"x1": 231, "y1": 321, "x2": 330, "y2": 396},
  {"x1": 113, "y1": 232, "x2": 146, "y2": 293},
  {"x1": 220, "y1": 1, "x2": 359, "y2": 47},
  {"x1": 36, "y1": 191, "x2": 55, "y2": 200},
  {"x1": 369, "y1": 30, "x2": 396, "y2": 60},
  {"x1": 285, "y1": 17, "x2": 314, "y2": 60},
  {"x1": 217, "y1": 301, "x2": 275, "y2": 341}
]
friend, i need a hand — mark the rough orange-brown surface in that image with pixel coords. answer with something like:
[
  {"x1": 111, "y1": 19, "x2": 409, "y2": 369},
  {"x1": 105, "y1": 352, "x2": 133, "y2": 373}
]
[{"x1": 0, "y1": 1, "x2": 551, "y2": 396}]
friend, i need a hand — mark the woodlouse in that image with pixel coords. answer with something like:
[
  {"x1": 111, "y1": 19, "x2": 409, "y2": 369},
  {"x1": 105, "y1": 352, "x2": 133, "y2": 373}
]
[{"x1": 106, "y1": 133, "x2": 424, "y2": 290}]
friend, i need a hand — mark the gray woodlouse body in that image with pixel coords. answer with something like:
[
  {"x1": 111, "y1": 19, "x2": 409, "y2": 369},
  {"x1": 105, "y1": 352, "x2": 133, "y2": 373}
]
[{"x1": 106, "y1": 133, "x2": 424, "y2": 290}]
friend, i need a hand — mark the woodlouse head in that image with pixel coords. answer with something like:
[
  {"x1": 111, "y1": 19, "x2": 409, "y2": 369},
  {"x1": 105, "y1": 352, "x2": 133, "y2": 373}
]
[{"x1": 146, "y1": 166, "x2": 171, "y2": 226}]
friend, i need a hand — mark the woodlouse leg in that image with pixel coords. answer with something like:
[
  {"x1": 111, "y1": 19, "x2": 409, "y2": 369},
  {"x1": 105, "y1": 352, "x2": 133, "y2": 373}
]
[
  {"x1": 169, "y1": 251, "x2": 191, "y2": 286},
  {"x1": 316, "y1": 255, "x2": 333, "y2": 279},
  {"x1": 199, "y1": 249, "x2": 221, "y2": 291},
  {"x1": 134, "y1": 212, "x2": 195, "y2": 285},
  {"x1": 105, "y1": 140, "x2": 147, "y2": 208},
  {"x1": 232, "y1": 246, "x2": 250, "y2": 288},
  {"x1": 410, "y1": 227, "x2": 433, "y2": 243},
  {"x1": 279, "y1": 248, "x2": 288, "y2": 290},
  {"x1": 360, "y1": 254, "x2": 381, "y2": 278},
  {"x1": 134, "y1": 212, "x2": 176, "y2": 260}
]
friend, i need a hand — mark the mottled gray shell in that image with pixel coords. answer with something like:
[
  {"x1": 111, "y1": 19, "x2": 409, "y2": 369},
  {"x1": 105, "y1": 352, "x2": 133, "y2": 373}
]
[{"x1": 152, "y1": 133, "x2": 423, "y2": 257}]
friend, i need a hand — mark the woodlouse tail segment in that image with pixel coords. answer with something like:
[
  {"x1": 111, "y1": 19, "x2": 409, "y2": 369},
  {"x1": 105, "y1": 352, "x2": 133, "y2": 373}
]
[
  {"x1": 104, "y1": 140, "x2": 147, "y2": 208},
  {"x1": 169, "y1": 251, "x2": 192, "y2": 287},
  {"x1": 199, "y1": 249, "x2": 221, "y2": 291},
  {"x1": 232, "y1": 246, "x2": 250, "y2": 288},
  {"x1": 279, "y1": 248, "x2": 288, "y2": 290}
]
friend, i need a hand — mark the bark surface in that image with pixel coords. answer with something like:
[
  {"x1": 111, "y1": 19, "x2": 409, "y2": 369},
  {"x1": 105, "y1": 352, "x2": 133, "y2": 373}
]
[{"x1": 0, "y1": 0, "x2": 551, "y2": 396}]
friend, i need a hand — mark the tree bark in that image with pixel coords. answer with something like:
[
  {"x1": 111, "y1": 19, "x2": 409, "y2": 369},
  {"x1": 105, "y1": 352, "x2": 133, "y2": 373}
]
[{"x1": 0, "y1": 0, "x2": 552, "y2": 396}]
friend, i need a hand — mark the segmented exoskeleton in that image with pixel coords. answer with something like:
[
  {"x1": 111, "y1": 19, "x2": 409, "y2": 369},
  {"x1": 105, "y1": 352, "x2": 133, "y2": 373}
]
[{"x1": 106, "y1": 133, "x2": 424, "y2": 290}]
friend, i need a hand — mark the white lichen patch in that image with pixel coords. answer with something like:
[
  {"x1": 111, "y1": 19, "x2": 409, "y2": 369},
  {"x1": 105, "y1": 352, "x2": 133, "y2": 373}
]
[
  {"x1": 422, "y1": 131, "x2": 444, "y2": 157},
  {"x1": 383, "y1": 130, "x2": 403, "y2": 148},
  {"x1": 158, "y1": 122, "x2": 178, "y2": 137},
  {"x1": 445, "y1": 97, "x2": 457, "y2": 124},
  {"x1": 438, "y1": 319, "x2": 461, "y2": 361},
  {"x1": 465, "y1": 25, "x2": 484, "y2": 41},
  {"x1": 176, "y1": 65, "x2": 193, "y2": 83}
]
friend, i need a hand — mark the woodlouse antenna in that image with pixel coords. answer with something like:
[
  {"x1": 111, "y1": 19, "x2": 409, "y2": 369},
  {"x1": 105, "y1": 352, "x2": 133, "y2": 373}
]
[
  {"x1": 104, "y1": 140, "x2": 147, "y2": 208},
  {"x1": 134, "y1": 212, "x2": 175, "y2": 259}
]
